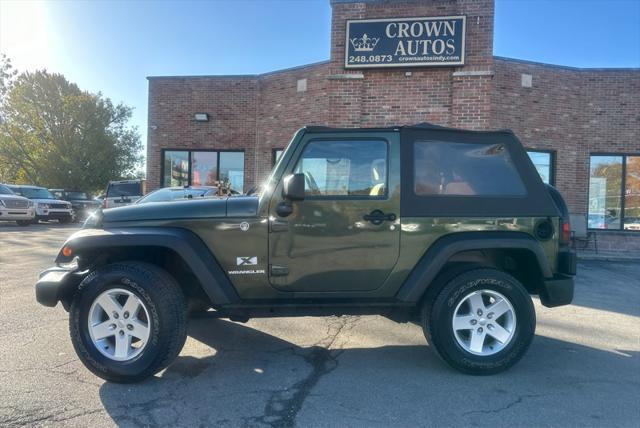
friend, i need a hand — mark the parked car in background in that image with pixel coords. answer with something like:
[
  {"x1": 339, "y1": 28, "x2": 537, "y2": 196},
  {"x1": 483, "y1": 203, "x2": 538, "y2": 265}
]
[
  {"x1": 50, "y1": 189, "x2": 101, "y2": 222},
  {"x1": 103, "y1": 180, "x2": 145, "y2": 209},
  {"x1": 0, "y1": 184, "x2": 36, "y2": 225},
  {"x1": 135, "y1": 186, "x2": 219, "y2": 204},
  {"x1": 7, "y1": 185, "x2": 73, "y2": 223}
]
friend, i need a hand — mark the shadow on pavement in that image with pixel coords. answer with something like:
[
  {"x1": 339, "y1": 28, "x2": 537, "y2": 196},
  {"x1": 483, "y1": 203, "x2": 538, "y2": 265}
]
[{"x1": 98, "y1": 318, "x2": 639, "y2": 427}]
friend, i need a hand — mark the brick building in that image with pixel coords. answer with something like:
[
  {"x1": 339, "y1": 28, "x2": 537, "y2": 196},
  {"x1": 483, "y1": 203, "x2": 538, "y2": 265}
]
[{"x1": 146, "y1": 0, "x2": 640, "y2": 252}]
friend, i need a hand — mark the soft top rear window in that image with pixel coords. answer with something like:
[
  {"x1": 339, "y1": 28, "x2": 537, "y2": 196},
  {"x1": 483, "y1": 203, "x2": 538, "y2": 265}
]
[
  {"x1": 414, "y1": 141, "x2": 526, "y2": 197},
  {"x1": 107, "y1": 183, "x2": 141, "y2": 197}
]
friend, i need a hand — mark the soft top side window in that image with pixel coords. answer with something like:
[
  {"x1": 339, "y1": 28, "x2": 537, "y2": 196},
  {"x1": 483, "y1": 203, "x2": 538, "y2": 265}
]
[
  {"x1": 294, "y1": 139, "x2": 388, "y2": 198},
  {"x1": 414, "y1": 140, "x2": 526, "y2": 197}
]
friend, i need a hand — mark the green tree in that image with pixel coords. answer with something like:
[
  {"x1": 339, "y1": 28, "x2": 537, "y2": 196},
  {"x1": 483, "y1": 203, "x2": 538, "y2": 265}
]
[{"x1": 0, "y1": 68, "x2": 142, "y2": 191}]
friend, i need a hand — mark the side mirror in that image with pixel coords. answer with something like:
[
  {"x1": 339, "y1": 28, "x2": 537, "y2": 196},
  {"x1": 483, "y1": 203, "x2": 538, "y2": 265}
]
[{"x1": 282, "y1": 173, "x2": 305, "y2": 201}]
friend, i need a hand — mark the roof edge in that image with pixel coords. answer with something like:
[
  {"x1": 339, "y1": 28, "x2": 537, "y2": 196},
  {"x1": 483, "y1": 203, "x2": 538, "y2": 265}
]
[
  {"x1": 304, "y1": 122, "x2": 515, "y2": 135},
  {"x1": 494, "y1": 56, "x2": 640, "y2": 72},
  {"x1": 147, "y1": 60, "x2": 331, "y2": 81}
]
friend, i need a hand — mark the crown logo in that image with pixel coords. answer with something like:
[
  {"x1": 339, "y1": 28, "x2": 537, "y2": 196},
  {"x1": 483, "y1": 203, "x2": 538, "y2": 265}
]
[{"x1": 350, "y1": 33, "x2": 380, "y2": 52}]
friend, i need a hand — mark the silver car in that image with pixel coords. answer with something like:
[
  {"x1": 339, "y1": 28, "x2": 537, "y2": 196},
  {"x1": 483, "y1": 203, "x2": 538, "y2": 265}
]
[{"x1": 0, "y1": 184, "x2": 36, "y2": 225}]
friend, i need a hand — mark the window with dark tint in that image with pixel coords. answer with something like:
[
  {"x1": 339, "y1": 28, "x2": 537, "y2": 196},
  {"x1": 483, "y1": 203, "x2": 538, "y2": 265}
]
[
  {"x1": 527, "y1": 150, "x2": 554, "y2": 185},
  {"x1": 66, "y1": 191, "x2": 90, "y2": 200},
  {"x1": 295, "y1": 140, "x2": 387, "y2": 197},
  {"x1": 414, "y1": 141, "x2": 526, "y2": 196},
  {"x1": 107, "y1": 183, "x2": 142, "y2": 198},
  {"x1": 13, "y1": 187, "x2": 55, "y2": 199}
]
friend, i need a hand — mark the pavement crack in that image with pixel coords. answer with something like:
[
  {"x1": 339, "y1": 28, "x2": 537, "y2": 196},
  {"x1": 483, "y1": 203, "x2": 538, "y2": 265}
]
[
  {"x1": 247, "y1": 315, "x2": 359, "y2": 427},
  {"x1": 462, "y1": 393, "x2": 545, "y2": 415}
]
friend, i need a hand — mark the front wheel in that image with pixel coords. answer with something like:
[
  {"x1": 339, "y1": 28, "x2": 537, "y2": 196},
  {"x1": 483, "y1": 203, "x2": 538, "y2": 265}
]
[
  {"x1": 422, "y1": 268, "x2": 535, "y2": 375},
  {"x1": 69, "y1": 262, "x2": 187, "y2": 383}
]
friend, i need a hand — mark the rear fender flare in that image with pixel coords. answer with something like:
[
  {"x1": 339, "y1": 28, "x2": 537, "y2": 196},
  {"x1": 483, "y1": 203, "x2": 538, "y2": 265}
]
[{"x1": 396, "y1": 231, "x2": 552, "y2": 303}]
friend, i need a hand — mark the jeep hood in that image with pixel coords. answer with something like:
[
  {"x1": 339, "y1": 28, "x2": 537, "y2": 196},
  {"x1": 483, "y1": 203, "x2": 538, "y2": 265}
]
[{"x1": 102, "y1": 196, "x2": 258, "y2": 223}]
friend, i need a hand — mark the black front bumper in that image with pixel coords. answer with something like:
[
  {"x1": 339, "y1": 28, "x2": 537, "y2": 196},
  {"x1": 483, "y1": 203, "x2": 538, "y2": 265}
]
[
  {"x1": 44, "y1": 212, "x2": 72, "y2": 220},
  {"x1": 35, "y1": 267, "x2": 86, "y2": 308}
]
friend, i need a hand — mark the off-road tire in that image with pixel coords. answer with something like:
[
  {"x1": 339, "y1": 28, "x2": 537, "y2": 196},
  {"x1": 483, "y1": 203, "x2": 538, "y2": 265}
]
[
  {"x1": 69, "y1": 262, "x2": 187, "y2": 383},
  {"x1": 422, "y1": 268, "x2": 535, "y2": 375}
]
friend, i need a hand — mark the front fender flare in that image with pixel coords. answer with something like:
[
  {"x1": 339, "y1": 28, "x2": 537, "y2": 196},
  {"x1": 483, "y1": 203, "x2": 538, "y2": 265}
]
[
  {"x1": 396, "y1": 231, "x2": 553, "y2": 303},
  {"x1": 55, "y1": 227, "x2": 240, "y2": 305}
]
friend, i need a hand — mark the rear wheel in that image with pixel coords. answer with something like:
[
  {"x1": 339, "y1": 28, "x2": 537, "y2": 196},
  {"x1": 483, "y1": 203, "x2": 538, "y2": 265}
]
[
  {"x1": 422, "y1": 268, "x2": 535, "y2": 375},
  {"x1": 69, "y1": 262, "x2": 187, "y2": 383}
]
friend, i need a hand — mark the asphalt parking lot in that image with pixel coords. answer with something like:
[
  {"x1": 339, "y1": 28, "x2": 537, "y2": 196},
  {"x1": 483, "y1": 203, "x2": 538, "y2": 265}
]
[{"x1": 0, "y1": 222, "x2": 639, "y2": 427}]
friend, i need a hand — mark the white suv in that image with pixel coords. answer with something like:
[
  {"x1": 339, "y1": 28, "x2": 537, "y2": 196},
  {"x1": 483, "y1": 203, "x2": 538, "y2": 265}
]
[
  {"x1": 7, "y1": 185, "x2": 73, "y2": 223},
  {"x1": 0, "y1": 184, "x2": 36, "y2": 225}
]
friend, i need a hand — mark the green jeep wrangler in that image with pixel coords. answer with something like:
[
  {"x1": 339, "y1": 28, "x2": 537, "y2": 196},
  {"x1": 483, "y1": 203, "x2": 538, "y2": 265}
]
[{"x1": 36, "y1": 123, "x2": 576, "y2": 382}]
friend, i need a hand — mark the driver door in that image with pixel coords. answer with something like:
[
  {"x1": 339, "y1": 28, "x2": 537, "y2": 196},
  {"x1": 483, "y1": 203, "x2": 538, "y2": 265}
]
[{"x1": 268, "y1": 133, "x2": 400, "y2": 293}]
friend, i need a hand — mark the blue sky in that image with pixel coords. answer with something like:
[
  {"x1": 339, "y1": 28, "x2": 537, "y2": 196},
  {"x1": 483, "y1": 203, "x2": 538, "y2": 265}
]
[{"x1": 1, "y1": 0, "x2": 639, "y2": 167}]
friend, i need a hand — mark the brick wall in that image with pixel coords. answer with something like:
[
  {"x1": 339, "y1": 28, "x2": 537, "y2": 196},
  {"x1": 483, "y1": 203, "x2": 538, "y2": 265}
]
[
  {"x1": 146, "y1": 0, "x2": 640, "y2": 253},
  {"x1": 147, "y1": 0, "x2": 499, "y2": 189},
  {"x1": 147, "y1": 76, "x2": 258, "y2": 190},
  {"x1": 328, "y1": 0, "x2": 495, "y2": 129},
  {"x1": 492, "y1": 58, "x2": 640, "y2": 213}
]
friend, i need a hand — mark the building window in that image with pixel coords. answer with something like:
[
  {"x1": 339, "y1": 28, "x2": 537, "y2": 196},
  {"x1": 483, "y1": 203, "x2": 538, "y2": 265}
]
[
  {"x1": 273, "y1": 149, "x2": 284, "y2": 166},
  {"x1": 162, "y1": 150, "x2": 244, "y2": 192},
  {"x1": 219, "y1": 152, "x2": 245, "y2": 192},
  {"x1": 588, "y1": 154, "x2": 640, "y2": 230},
  {"x1": 527, "y1": 150, "x2": 554, "y2": 185},
  {"x1": 191, "y1": 152, "x2": 218, "y2": 186},
  {"x1": 163, "y1": 151, "x2": 189, "y2": 187},
  {"x1": 413, "y1": 141, "x2": 525, "y2": 196}
]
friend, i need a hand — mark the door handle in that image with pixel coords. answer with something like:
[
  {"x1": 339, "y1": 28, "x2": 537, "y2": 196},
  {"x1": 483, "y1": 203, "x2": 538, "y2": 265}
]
[{"x1": 363, "y1": 210, "x2": 396, "y2": 225}]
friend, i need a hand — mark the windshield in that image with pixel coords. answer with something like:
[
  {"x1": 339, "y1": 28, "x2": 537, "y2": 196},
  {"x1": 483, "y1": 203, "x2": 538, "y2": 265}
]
[
  {"x1": 137, "y1": 187, "x2": 215, "y2": 204},
  {"x1": 107, "y1": 182, "x2": 142, "y2": 197},
  {"x1": 16, "y1": 187, "x2": 56, "y2": 199},
  {"x1": 0, "y1": 184, "x2": 15, "y2": 195},
  {"x1": 66, "y1": 191, "x2": 90, "y2": 200}
]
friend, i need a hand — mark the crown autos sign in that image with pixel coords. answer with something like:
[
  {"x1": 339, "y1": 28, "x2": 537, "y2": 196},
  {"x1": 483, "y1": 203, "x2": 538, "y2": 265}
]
[{"x1": 345, "y1": 16, "x2": 466, "y2": 69}]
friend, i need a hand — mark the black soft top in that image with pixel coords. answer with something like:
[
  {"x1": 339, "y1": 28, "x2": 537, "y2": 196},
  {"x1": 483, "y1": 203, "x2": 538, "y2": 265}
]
[
  {"x1": 305, "y1": 123, "x2": 560, "y2": 218},
  {"x1": 305, "y1": 122, "x2": 515, "y2": 135}
]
